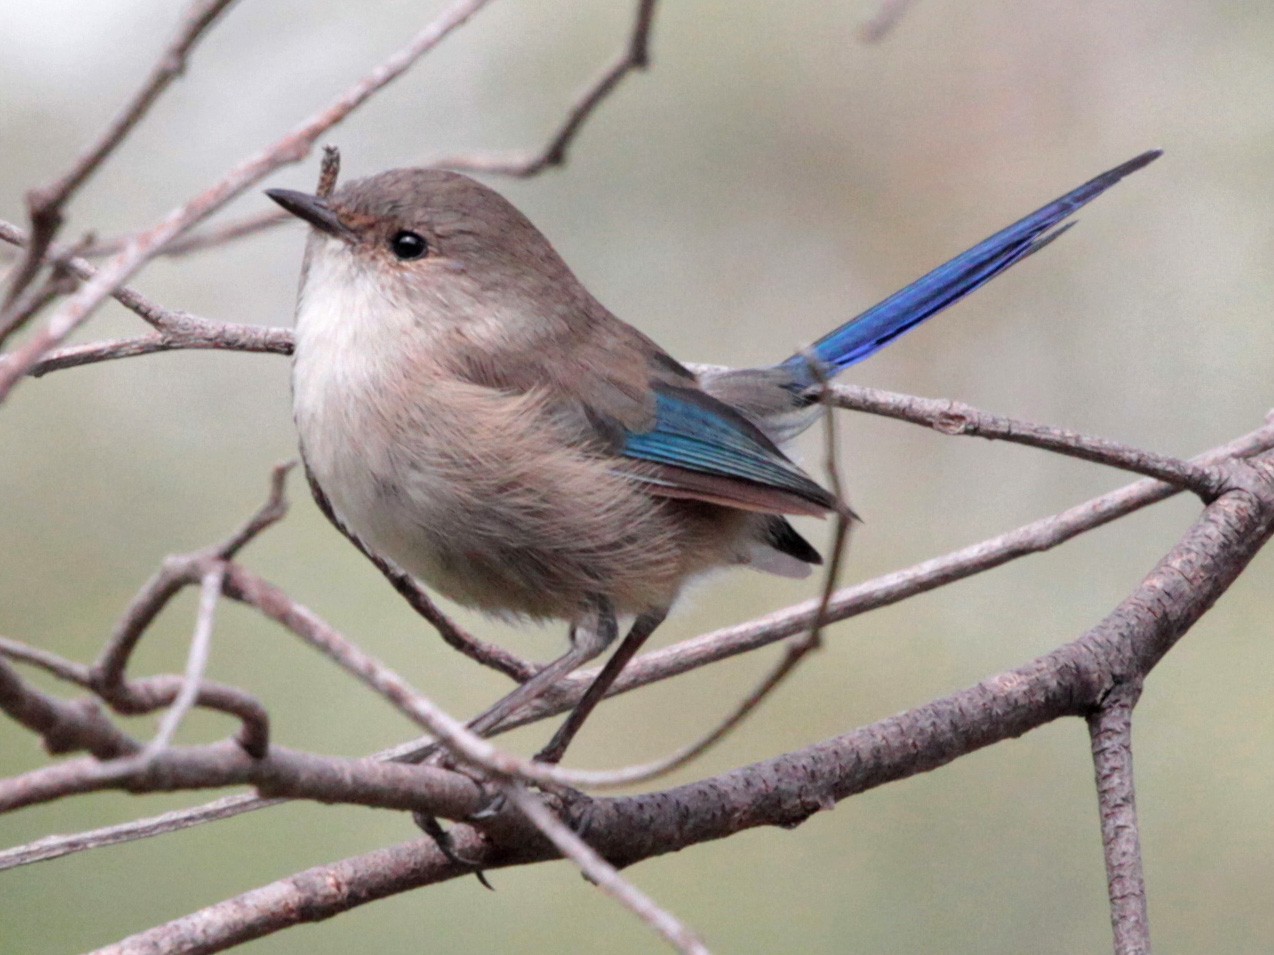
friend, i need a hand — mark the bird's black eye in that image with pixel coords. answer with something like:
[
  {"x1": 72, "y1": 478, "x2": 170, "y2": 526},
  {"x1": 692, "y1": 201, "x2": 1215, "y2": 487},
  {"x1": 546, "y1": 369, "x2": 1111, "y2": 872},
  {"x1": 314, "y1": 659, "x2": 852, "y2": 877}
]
[{"x1": 390, "y1": 230, "x2": 428, "y2": 260}]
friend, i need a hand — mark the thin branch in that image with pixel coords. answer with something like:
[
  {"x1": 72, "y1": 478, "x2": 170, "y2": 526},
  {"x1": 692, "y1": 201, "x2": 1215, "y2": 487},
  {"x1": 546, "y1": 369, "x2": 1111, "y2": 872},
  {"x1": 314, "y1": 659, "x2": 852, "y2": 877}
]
[
  {"x1": 826, "y1": 382, "x2": 1221, "y2": 499},
  {"x1": 92, "y1": 466, "x2": 292, "y2": 694},
  {"x1": 0, "y1": 739, "x2": 484, "y2": 819},
  {"x1": 0, "y1": 218, "x2": 295, "y2": 374},
  {"x1": 0, "y1": 245, "x2": 82, "y2": 340},
  {"x1": 1088, "y1": 681, "x2": 1151, "y2": 955},
  {"x1": 0, "y1": 0, "x2": 499, "y2": 402},
  {"x1": 140, "y1": 564, "x2": 225, "y2": 757},
  {"x1": 1, "y1": 0, "x2": 239, "y2": 318},
  {"x1": 0, "y1": 636, "x2": 92, "y2": 687},
  {"x1": 432, "y1": 0, "x2": 658, "y2": 176},
  {"x1": 501, "y1": 783, "x2": 711, "y2": 955},
  {"x1": 0, "y1": 792, "x2": 275, "y2": 870},
  {"x1": 26, "y1": 325, "x2": 293, "y2": 377},
  {"x1": 77, "y1": 209, "x2": 288, "y2": 260},
  {"x1": 214, "y1": 461, "x2": 294, "y2": 560},
  {"x1": 218, "y1": 561, "x2": 630, "y2": 793}
]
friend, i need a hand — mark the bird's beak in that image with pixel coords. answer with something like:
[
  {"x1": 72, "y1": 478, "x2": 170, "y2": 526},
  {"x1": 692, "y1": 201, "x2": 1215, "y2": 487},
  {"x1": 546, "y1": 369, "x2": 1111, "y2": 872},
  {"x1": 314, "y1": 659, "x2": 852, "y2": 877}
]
[{"x1": 265, "y1": 189, "x2": 357, "y2": 243}]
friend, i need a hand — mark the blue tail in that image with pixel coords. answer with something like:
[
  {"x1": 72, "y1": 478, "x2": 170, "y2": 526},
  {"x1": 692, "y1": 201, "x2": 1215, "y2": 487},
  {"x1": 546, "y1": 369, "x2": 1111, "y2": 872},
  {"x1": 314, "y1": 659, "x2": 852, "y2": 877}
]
[{"x1": 780, "y1": 150, "x2": 1161, "y2": 387}]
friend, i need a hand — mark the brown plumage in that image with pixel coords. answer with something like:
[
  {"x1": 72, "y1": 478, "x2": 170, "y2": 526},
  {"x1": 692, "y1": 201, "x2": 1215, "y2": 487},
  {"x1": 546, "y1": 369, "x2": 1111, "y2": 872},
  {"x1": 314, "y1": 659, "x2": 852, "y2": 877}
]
[{"x1": 282, "y1": 168, "x2": 830, "y2": 623}]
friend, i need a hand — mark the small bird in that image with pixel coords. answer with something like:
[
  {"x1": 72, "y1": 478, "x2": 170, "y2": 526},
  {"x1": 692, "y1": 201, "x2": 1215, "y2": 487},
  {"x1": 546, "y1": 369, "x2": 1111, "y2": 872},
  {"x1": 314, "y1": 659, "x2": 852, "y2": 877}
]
[{"x1": 268, "y1": 149, "x2": 1159, "y2": 762}]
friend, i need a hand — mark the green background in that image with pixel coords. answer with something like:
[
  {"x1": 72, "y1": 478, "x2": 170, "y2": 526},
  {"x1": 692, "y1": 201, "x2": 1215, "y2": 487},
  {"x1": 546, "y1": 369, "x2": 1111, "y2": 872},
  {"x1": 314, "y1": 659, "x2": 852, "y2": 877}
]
[{"x1": 2, "y1": 1, "x2": 1271, "y2": 952}]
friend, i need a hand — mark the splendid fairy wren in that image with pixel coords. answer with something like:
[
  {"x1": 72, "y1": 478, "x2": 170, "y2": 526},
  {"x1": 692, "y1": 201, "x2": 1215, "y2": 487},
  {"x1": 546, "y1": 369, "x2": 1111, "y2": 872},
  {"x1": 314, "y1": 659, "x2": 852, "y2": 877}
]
[{"x1": 267, "y1": 149, "x2": 1159, "y2": 762}]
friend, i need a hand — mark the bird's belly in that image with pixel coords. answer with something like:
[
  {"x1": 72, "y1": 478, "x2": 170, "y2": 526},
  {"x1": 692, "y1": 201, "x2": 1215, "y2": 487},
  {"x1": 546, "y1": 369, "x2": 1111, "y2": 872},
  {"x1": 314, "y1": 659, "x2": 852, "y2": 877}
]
[
  {"x1": 294, "y1": 384, "x2": 729, "y2": 620},
  {"x1": 299, "y1": 419, "x2": 517, "y2": 613}
]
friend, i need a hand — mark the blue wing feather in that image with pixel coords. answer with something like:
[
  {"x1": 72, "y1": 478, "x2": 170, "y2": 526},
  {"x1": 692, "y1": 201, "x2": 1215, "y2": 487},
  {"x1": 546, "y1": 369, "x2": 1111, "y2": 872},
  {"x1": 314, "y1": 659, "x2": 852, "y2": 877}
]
[
  {"x1": 621, "y1": 385, "x2": 835, "y2": 511},
  {"x1": 781, "y1": 149, "x2": 1161, "y2": 386}
]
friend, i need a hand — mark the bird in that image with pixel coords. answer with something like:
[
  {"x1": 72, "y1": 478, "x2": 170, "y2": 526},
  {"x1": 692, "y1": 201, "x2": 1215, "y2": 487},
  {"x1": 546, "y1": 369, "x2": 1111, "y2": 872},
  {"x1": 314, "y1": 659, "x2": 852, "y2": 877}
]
[{"x1": 267, "y1": 148, "x2": 1160, "y2": 763}]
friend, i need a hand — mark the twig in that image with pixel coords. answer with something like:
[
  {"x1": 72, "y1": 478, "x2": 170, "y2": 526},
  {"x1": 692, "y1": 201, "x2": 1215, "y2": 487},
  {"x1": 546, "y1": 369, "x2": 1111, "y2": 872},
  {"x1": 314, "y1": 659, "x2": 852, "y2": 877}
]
[
  {"x1": 26, "y1": 326, "x2": 293, "y2": 377},
  {"x1": 0, "y1": 792, "x2": 275, "y2": 870},
  {"x1": 77, "y1": 209, "x2": 289, "y2": 260},
  {"x1": 92, "y1": 466, "x2": 292, "y2": 693},
  {"x1": 215, "y1": 462, "x2": 294, "y2": 560},
  {"x1": 140, "y1": 564, "x2": 226, "y2": 757},
  {"x1": 0, "y1": 0, "x2": 239, "y2": 319},
  {"x1": 0, "y1": 0, "x2": 498, "y2": 403},
  {"x1": 0, "y1": 739, "x2": 483, "y2": 819},
  {"x1": 0, "y1": 636, "x2": 92, "y2": 687},
  {"x1": 0, "y1": 218, "x2": 296, "y2": 375},
  {"x1": 1088, "y1": 681, "x2": 1151, "y2": 955},
  {"x1": 501, "y1": 784, "x2": 711, "y2": 955},
  {"x1": 431, "y1": 0, "x2": 658, "y2": 176},
  {"x1": 0, "y1": 245, "x2": 83, "y2": 340},
  {"x1": 827, "y1": 382, "x2": 1221, "y2": 499}
]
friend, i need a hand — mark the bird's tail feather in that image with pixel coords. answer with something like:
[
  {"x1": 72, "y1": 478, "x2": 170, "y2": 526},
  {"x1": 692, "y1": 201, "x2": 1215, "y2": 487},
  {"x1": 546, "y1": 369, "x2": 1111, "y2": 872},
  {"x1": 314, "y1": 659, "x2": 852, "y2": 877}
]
[{"x1": 779, "y1": 149, "x2": 1161, "y2": 388}]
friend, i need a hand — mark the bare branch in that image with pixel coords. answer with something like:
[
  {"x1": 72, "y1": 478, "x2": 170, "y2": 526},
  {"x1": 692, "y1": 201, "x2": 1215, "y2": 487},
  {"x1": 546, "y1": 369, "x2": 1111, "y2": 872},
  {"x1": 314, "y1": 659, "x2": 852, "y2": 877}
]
[
  {"x1": 0, "y1": 0, "x2": 499, "y2": 402},
  {"x1": 214, "y1": 462, "x2": 294, "y2": 560},
  {"x1": 826, "y1": 382, "x2": 1221, "y2": 498},
  {"x1": 0, "y1": 218, "x2": 295, "y2": 373},
  {"x1": 432, "y1": 0, "x2": 659, "y2": 176},
  {"x1": 69, "y1": 209, "x2": 288, "y2": 260},
  {"x1": 1, "y1": 0, "x2": 240, "y2": 318},
  {"x1": 140, "y1": 564, "x2": 226, "y2": 757},
  {"x1": 0, "y1": 635, "x2": 92, "y2": 687},
  {"x1": 26, "y1": 325, "x2": 292, "y2": 377},
  {"x1": 1088, "y1": 681, "x2": 1151, "y2": 955},
  {"x1": 0, "y1": 792, "x2": 275, "y2": 871},
  {"x1": 0, "y1": 740, "x2": 483, "y2": 819}
]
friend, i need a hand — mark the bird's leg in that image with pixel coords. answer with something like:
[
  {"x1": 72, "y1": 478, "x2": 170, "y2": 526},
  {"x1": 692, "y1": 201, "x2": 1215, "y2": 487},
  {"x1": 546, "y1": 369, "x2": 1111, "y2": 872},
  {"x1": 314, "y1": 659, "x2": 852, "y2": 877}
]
[
  {"x1": 534, "y1": 607, "x2": 667, "y2": 765},
  {"x1": 412, "y1": 597, "x2": 619, "y2": 875},
  {"x1": 415, "y1": 596, "x2": 619, "y2": 769}
]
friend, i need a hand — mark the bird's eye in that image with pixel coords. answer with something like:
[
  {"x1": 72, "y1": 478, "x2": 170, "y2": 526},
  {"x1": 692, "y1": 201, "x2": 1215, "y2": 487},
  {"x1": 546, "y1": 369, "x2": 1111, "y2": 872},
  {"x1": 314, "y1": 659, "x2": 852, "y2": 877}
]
[{"x1": 390, "y1": 230, "x2": 428, "y2": 260}]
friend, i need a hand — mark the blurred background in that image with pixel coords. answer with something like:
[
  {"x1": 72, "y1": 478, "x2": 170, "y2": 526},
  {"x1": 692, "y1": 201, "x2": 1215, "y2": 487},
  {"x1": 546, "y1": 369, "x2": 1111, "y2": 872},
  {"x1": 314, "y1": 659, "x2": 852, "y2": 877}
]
[{"x1": 1, "y1": 1, "x2": 1271, "y2": 951}]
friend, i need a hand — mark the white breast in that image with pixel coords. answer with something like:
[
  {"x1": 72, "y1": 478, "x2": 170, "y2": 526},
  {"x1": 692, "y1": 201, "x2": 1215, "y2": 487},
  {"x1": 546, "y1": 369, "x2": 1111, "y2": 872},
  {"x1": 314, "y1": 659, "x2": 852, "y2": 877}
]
[{"x1": 291, "y1": 241, "x2": 459, "y2": 590}]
